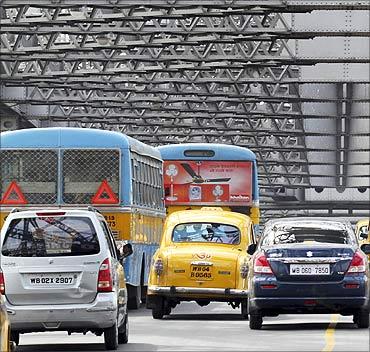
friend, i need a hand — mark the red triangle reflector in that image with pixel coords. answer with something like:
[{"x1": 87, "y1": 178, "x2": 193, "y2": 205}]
[
  {"x1": 0, "y1": 181, "x2": 28, "y2": 205},
  {"x1": 91, "y1": 179, "x2": 119, "y2": 204}
]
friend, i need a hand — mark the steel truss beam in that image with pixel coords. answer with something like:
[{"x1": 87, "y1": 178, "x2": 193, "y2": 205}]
[{"x1": 0, "y1": 1, "x2": 369, "y2": 217}]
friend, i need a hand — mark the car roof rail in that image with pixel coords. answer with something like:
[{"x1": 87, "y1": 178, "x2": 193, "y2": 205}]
[{"x1": 87, "y1": 206, "x2": 102, "y2": 214}]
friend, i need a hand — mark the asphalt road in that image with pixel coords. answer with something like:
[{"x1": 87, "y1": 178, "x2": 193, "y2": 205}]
[{"x1": 16, "y1": 302, "x2": 369, "y2": 352}]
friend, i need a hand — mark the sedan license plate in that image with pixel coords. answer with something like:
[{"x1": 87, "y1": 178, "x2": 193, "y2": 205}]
[
  {"x1": 29, "y1": 274, "x2": 76, "y2": 286},
  {"x1": 190, "y1": 265, "x2": 213, "y2": 280},
  {"x1": 290, "y1": 264, "x2": 330, "y2": 276}
]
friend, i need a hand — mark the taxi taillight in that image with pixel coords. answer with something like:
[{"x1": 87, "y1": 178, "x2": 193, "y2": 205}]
[
  {"x1": 0, "y1": 271, "x2": 5, "y2": 294},
  {"x1": 97, "y1": 258, "x2": 113, "y2": 292},
  {"x1": 153, "y1": 258, "x2": 164, "y2": 275}
]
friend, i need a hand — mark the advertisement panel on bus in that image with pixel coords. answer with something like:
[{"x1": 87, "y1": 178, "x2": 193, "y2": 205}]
[{"x1": 163, "y1": 160, "x2": 252, "y2": 206}]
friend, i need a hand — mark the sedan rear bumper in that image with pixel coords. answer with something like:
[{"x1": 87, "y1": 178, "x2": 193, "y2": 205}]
[{"x1": 5, "y1": 293, "x2": 117, "y2": 333}]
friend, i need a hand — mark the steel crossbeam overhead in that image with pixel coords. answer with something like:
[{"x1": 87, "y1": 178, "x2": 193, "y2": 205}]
[{"x1": 0, "y1": 0, "x2": 369, "y2": 218}]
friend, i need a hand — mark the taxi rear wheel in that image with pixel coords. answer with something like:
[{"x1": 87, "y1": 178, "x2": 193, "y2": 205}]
[
  {"x1": 241, "y1": 300, "x2": 249, "y2": 320},
  {"x1": 152, "y1": 296, "x2": 165, "y2": 319}
]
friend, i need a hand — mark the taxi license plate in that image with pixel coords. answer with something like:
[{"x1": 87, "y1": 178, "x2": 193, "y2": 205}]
[
  {"x1": 29, "y1": 274, "x2": 76, "y2": 285},
  {"x1": 290, "y1": 264, "x2": 330, "y2": 275},
  {"x1": 190, "y1": 265, "x2": 213, "y2": 280}
]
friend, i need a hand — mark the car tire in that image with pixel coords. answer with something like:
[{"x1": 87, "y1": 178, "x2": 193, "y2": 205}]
[
  {"x1": 249, "y1": 312, "x2": 263, "y2": 330},
  {"x1": 118, "y1": 313, "x2": 129, "y2": 344},
  {"x1": 152, "y1": 301, "x2": 165, "y2": 319},
  {"x1": 164, "y1": 305, "x2": 171, "y2": 316},
  {"x1": 104, "y1": 323, "x2": 118, "y2": 350},
  {"x1": 241, "y1": 300, "x2": 249, "y2": 320},
  {"x1": 10, "y1": 331, "x2": 19, "y2": 346},
  {"x1": 354, "y1": 309, "x2": 370, "y2": 329},
  {"x1": 127, "y1": 284, "x2": 141, "y2": 310}
]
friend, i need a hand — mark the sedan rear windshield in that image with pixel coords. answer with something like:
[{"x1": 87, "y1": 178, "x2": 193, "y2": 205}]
[
  {"x1": 261, "y1": 226, "x2": 354, "y2": 246},
  {"x1": 172, "y1": 222, "x2": 240, "y2": 244},
  {"x1": 2, "y1": 216, "x2": 100, "y2": 257}
]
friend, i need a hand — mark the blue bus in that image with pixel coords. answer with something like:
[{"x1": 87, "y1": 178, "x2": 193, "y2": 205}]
[
  {"x1": 157, "y1": 143, "x2": 260, "y2": 233},
  {"x1": 0, "y1": 127, "x2": 165, "y2": 309}
]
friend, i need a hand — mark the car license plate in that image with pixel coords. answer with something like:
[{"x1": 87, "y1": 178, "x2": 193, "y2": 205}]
[
  {"x1": 290, "y1": 264, "x2": 330, "y2": 275},
  {"x1": 190, "y1": 265, "x2": 213, "y2": 280},
  {"x1": 29, "y1": 274, "x2": 76, "y2": 285}
]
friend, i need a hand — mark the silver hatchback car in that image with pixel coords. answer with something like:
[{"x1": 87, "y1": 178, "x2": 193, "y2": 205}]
[{"x1": 0, "y1": 208, "x2": 132, "y2": 350}]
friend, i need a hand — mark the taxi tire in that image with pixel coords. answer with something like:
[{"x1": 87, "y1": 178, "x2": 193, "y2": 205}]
[
  {"x1": 355, "y1": 309, "x2": 369, "y2": 329},
  {"x1": 118, "y1": 313, "x2": 129, "y2": 344},
  {"x1": 241, "y1": 300, "x2": 249, "y2": 320},
  {"x1": 104, "y1": 323, "x2": 119, "y2": 350},
  {"x1": 249, "y1": 313, "x2": 263, "y2": 330},
  {"x1": 152, "y1": 300, "x2": 165, "y2": 319},
  {"x1": 10, "y1": 331, "x2": 19, "y2": 346}
]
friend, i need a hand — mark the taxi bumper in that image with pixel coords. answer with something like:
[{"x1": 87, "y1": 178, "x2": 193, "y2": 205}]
[{"x1": 148, "y1": 285, "x2": 248, "y2": 297}]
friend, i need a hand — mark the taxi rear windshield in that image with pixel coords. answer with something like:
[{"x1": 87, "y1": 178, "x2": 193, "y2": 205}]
[
  {"x1": 172, "y1": 222, "x2": 240, "y2": 244},
  {"x1": 2, "y1": 216, "x2": 100, "y2": 257}
]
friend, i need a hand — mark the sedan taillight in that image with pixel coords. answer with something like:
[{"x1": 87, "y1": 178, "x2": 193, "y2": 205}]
[
  {"x1": 0, "y1": 271, "x2": 5, "y2": 294},
  {"x1": 97, "y1": 258, "x2": 113, "y2": 292},
  {"x1": 347, "y1": 251, "x2": 366, "y2": 274},
  {"x1": 254, "y1": 253, "x2": 273, "y2": 274}
]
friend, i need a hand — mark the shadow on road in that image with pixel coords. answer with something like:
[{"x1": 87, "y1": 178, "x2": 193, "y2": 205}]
[
  {"x1": 16, "y1": 342, "x2": 157, "y2": 352},
  {"x1": 164, "y1": 313, "x2": 245, "y2": 321},
  {"x1": 262, "y1": 322, "x2": 356, "y2": 331}
]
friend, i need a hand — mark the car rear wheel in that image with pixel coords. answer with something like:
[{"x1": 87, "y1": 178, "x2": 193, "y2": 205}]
[
  {"x1": 104, "y1": 323, "x2": 118, "y2": 350},
  {"x1": 249, "y1": 312, "x2": 263, "y2": 330},
  {"x1": 354, "y1": 309, "x2": 370, "y2": 329},
  {"x1": 118, "y1": 313, "x2": 129, "y2": 344},
  {"x1": 241, "y1": 300, "x2": 248, "y2": 320},
  {"x1": 10, "y1": 331, "x2": 19, "y2": 346}
]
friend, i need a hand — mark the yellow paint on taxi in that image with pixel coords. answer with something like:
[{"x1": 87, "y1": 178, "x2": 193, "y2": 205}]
[
  {"x1": 355, "y1": 218, "x2": 370, "y2": 260},
  {"x1": 148, "y1": 208, "x2": 255, "y2": 298}
]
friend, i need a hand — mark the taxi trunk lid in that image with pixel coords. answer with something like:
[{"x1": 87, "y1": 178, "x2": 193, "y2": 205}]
[{"x1": 166, "y1": 245, "x2": 240, "y2": 288}]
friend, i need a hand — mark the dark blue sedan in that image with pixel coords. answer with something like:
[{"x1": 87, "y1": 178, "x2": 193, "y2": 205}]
[{"x1": 247, "y1": 218, "x2": 370, "y2": 329}]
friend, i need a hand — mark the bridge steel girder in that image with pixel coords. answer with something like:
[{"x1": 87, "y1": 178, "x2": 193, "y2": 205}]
[{"x1": 0, "y1": 1, "x2": 369, "y2": 218}]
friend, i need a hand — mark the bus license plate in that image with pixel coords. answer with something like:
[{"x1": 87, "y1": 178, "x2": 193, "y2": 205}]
[
  {"x1": 290, "y1": 264, "x2": 330, "y2": 275},
  {"x1": 190, "y1": 265, "x2": 213, "y2": 280}
]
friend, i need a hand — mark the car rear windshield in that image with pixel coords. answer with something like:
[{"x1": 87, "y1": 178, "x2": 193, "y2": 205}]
[
  {"x1": 261, "y1": 225, "x2": 354, "y2": 246},
  {"x1": 172, "y1": 222, "x2": 240, "y2": 244},
  {"x1": 1, "y1": 216, "x2": 100, "y2": 257}
]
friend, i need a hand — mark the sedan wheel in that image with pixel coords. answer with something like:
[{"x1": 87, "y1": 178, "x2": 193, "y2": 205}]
[
  {"x1": 249, "y1": 312, "x2": 263, "y2": 330},
  {"x1": 354, "y1": 309, "x2": 370, "y2": 329}
]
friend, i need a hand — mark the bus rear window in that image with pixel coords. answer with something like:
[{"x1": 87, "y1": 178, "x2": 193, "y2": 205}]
[
  {"x1": 2, "y1": 216, "x2": 100, "y2": 257},
  {"x1": 183, "y1": 150, "x2": 215, "y2": 157}
]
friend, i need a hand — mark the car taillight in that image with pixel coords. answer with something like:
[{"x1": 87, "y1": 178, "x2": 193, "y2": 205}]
[
  {"x1": 240, "y1": 262, "x2": 249, "y2": 278},
  {"x1": 153, "y1": 258, "x2": 164, "y2": 275},
  {"x1": 347, "y1": 251, "x2": 366, "y2": 274},
  {"x1": 0, "y1": 271, "x2": 5, "y2": 294},
  {"x1": 97, "y1": 258, "x2": 113, "y2": 292},
  {"x1": 254, "y1": 253, "x2": 273, "y2": 274}
]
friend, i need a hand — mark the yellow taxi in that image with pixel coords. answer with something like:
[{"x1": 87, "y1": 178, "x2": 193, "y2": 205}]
[
  {"x1": 146, "y1": 208, "x2": 256, "y2": 319},
  {"x1": 356, "y1": 218, "x2": 370, "y2": 258},
  {"x1": 0, "y1": 292, "x2": 14, "y2": 352}
]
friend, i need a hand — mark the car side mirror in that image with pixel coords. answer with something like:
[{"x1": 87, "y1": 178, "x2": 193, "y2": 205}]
[
  {"x1": 360, "y1": 243, "x2": 370, "y2": 255},
  {"x1": 120, "y1": 243, "x2": 133, "y2": 260},
  {"x1": 247, "y1": 243, "x2": 257, "y2": 255}
]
